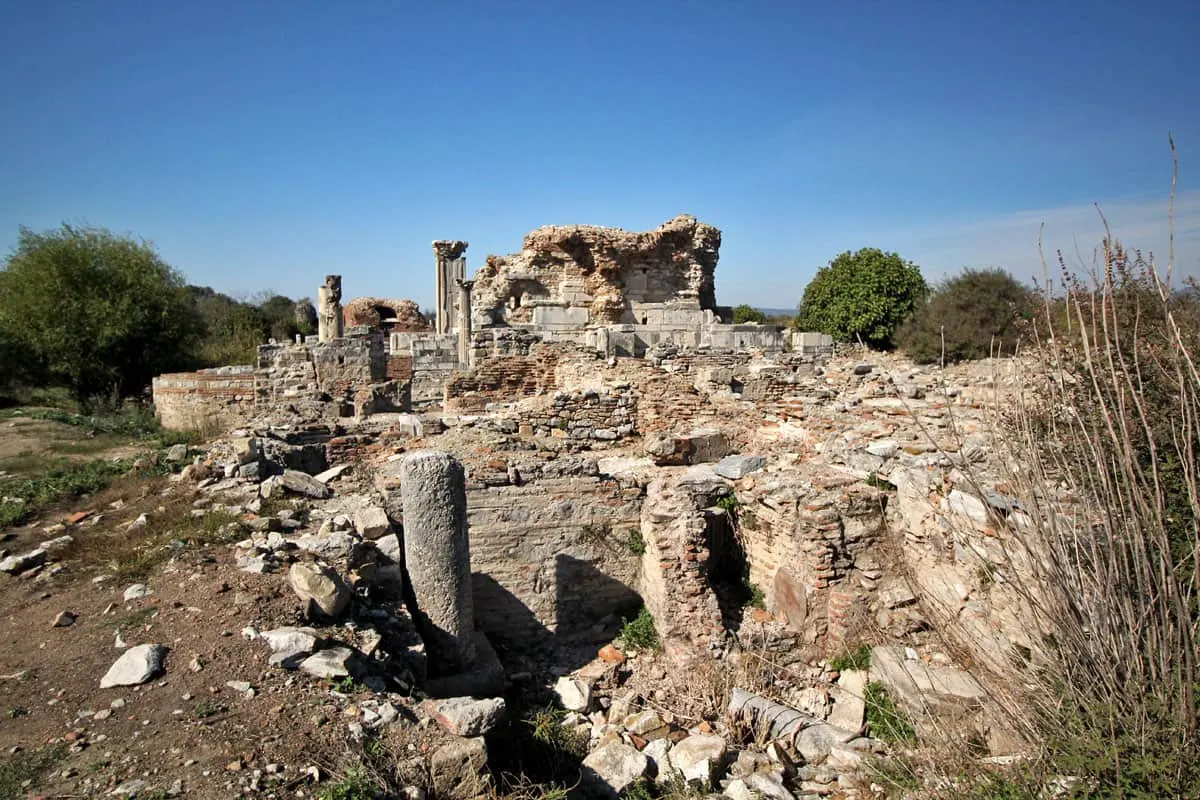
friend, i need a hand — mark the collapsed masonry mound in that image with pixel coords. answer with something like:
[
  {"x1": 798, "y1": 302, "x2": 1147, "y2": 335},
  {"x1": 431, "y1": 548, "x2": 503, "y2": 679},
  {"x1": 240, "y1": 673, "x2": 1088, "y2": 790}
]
[
  {"x1": 343, "y1": 297, "x2": 429, "y2": 332},
  {"x1": 472, "y1": 214, "x2": 721, "y2": 327}
]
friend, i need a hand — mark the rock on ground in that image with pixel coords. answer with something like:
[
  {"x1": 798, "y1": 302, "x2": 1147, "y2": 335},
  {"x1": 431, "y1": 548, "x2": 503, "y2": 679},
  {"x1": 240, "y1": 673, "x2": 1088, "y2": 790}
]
[
  {"x1": 667, "y1": 733, "x2": 728, "y2": 784},
  {"x1": 713, "y1": 455, "x2": 766, "y2": 480},
  {"x1": 100, "y1": 643, "x2": 168, "y2": 688},
  {"x1": 428, "y1": 696, "x2": 506, "y2": 737},
  {"x1": 554, "y1": 675, "x2": 592, "y2": 711},
  {"x1": 1, "y1": 548, "x2": 46, "y2": 575},
  {"x1": 354, "y1": 506, "x2": 392, "y2": 539},
  {"x1": 288, "y1": 562, "x2": 351, "y2": 619},
  {"x1": 298, "y1": 646, "x2": 355, "y2": 679},
  {"x1": 278, "y1": 469, "x2": 333, "y2": 499},
  {"x1": 259, "y1": 626, "x2": 321, "y2": 668},
  {"x1": 582, "y1": 741, "x2": 649, "y2": 797}
]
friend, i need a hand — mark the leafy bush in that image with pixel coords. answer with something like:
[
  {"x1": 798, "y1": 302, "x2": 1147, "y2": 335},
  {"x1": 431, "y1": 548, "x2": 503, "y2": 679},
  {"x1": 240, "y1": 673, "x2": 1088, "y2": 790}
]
[
  {"x1": 732, "y1": 304, "x2": 767, "y2": 324},
  {"x1": 796, "y1": 248, "x2": 927, "y2": 348},
  {"x1": 896, "y1": 268, "x2": 1033, "y2": 363},
  {"x1": 620, "y1": 607, "x2": 659, "y2": 650}
]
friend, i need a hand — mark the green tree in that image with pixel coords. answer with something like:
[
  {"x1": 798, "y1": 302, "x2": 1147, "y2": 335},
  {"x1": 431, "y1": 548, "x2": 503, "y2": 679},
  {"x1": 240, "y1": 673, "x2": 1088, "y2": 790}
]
[
  {"x1": 257, "y1": 293, "x2": 300, "y2": 342},
  {"x1": 897, "y1": 268, "x2": 1034, "y2": 363},
  {"x1": 796, "y1": 248, "x2": 927, "y2": 348},
  {"x1": 732, "y1": 304, "x2": 768, "y2": 324},
  {"x1": 0, "y1": 225, "x2": 201, "y2": 406},
  {"x1": 188, "y1": 286, "x2": 266, "y2": 366}
]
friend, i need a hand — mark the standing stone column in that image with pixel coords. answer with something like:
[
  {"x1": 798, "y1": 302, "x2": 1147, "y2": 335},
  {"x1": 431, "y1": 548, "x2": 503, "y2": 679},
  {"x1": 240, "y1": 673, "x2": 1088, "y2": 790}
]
[
  {"x1": 456, "y1": 279, "x2": 474, "y2": 367},
  {"x1": 317, "y1": 275, "x2": 344, "y2": 342},
  {"x1": 401, "y1": 450, "x2": 476, "y2": 672},
  {"x1": 432, "y1": 241, "x2": 468, "y2": 335}
]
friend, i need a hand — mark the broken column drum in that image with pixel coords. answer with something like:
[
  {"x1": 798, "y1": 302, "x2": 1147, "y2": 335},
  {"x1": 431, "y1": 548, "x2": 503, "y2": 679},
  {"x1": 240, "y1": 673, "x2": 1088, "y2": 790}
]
[
  {"x1": 401, "y1": 450, "x2": 476, "y2": 672},
  {"x1": 317, "y1": 274, "x2": 344, "y2": 342}
]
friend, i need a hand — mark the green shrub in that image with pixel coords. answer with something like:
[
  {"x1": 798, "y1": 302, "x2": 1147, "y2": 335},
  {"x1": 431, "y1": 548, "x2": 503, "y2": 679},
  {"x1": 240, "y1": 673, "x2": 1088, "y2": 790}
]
[
  {"x1": 731, "y1": 304, "x2": 767, "y2": 324},
  {"x1": 620, "y1": 606, "x2": 659, "y2": 650},
  {"x1": 625, "y1": 529, "x2": 647, "y2": 556},
  {"x1": 796, "y1": 248, "x2": 927, "y2": 348},
  {"x1": 864, "y1": 681, "x2": 916, "y2": 744},
  {"x1": 828, "y1": 643, "x2": 872, "y2": 672},
  {"x1": 896, "y1": 268, "x2": 1033, "y2": 364}
]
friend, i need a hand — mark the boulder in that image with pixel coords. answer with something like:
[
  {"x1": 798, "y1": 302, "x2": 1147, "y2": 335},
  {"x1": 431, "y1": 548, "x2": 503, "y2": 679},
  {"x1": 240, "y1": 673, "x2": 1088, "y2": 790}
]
[
  {"x1": 288, "y1": 562, "x2": 351, "y2": 619},
  {"x1": 870, "y1": 645, "x2": 987, "y2": 716},
  {"x1": 100, "y1": 643, "x2": 168, "y2": 688},
  {"x1": 827, "y1": 669, "x2": 867, "y2": 732},
  {"x1": 667, "y1": 733, "x2": 727, "y2": 784},
  {"x1": 582, "y1": 741, "x2": 649, "y2": 797},
  {"x1": 278, "y1": 469, "x2": 333, "y2": 499},
  {"x1": 428, "y1": 696, "x2": 506, "y2": 737}
]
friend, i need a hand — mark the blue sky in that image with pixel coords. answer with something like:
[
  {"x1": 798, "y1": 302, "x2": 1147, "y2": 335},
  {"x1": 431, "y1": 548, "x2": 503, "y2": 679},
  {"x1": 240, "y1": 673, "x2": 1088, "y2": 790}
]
[{"x1": 2, "y1": 0, "x2": 1198, "y2": 308}]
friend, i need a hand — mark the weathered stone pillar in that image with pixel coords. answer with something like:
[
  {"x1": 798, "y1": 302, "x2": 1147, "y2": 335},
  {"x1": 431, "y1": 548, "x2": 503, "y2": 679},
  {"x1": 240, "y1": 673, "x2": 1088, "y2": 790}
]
[
  {"x1": 317, "y1": 275, "x2": 343, "y2": 342},
  {"x1": 401, "y1": 450, "x2": 476, "y2": 672},
  {"x1": 456, "y1": 279, "x2": 474, "y2": 367},
  {"x1": 432, "y1": 241, "x2": 468, "y2": 335}
]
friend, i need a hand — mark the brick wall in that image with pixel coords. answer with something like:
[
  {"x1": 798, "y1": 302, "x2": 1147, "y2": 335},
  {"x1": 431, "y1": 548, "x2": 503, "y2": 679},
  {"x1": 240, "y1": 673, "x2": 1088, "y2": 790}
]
[{"x1": 151, "y1": 368, "x2": 257, "y2": 433}]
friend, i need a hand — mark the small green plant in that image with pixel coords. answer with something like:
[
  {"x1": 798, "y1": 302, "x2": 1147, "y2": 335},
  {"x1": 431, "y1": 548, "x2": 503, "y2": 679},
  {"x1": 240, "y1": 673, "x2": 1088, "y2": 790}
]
[
  {"x1": 331, "y1": 675, "x2": 367, "y2": 694},
  {"x1": 6, "y1": 707, "x2": 27, "y2": 719},
  {"x1": 740, "y1": 578, "x2": 765, "y2": 610},
  {"x1": 620, "y1": 779, "x2": 656, "y2": 800},
  {"x1": 625, "y1": 529, "x2": 646, "y2": 556},
  {"x1": 716, "y1": 492, "x2": 739, "y2": 513},
  {"x1": 828, "y1": 643, "x2": 872, "y2": 672},
  {"x1": 864, "y1": 681, "x2": 916, "y2": 744},
  {"x1": 620, "y1": 606, "x2": 659, "y2": 650},
  {"x1": 0, "y1": 744, "x2": 66, "y2": 800},
  {"x1": 529, "y1": 707, "x2": 589, "y2": 759},
  {"x1": 193, "y1": 699, "x2": 225, "y2": 719},
  {"x1": 316, "y1": 768, "x2": 379, "y2": 800}
]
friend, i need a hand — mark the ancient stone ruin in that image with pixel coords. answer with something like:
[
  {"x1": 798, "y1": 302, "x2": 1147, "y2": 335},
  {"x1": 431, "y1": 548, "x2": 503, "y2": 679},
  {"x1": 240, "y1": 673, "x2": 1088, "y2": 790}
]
[{"x1": 139, "y1": 215, "x2": 1039, "y2": 796}]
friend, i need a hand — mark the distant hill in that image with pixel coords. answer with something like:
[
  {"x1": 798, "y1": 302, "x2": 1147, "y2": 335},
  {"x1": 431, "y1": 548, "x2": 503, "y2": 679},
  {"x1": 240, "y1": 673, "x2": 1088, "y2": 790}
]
[{"x1": 757, "y1": 307, "x2": 795, "y2": 317}]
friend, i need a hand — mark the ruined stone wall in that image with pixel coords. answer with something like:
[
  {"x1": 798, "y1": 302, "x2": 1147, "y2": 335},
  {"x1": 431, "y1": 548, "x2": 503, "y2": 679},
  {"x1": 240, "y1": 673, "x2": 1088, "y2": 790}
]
[
  {"x1": 154, "y1": 337, "x2": 393, "y2": 431},
  {"x1": 342, "y1": 297, "x2": 429, "y2": 332},
  {"x1": 152, "y1": 367, "x2": 257, "y2": 432},
  {"x1": 735, "y1": 468, "x2": 887, "y2": 653},
  {"x1": 465, "y1": 476, "x2": 644, "y2": 654},
  {"x1": 517, "y1": 388, "x2": 637, "y2": 445},
  {"x1": 471, "y1": 215, "x2": 720, "y2": 327},
  {"x1": 443, "y1": 343, "x2": 561, "y2": 413}
]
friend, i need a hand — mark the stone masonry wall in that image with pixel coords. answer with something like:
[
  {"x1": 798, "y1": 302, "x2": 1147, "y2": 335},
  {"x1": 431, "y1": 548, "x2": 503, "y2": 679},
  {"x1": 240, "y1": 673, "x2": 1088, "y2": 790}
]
[
  {"x1": 443, "y1": 344, "x2": 561, "y2": 413},
  {"x1": 152, "y1": 368, "x2": 257, "y2": 433}
]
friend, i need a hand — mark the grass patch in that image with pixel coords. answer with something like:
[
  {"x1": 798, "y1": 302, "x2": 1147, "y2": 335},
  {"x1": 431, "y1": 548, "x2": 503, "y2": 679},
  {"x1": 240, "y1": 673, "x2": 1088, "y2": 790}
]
[
  {"x1": 620, "y1": 606, "x2": 659, "y2": 650},
  {"x1": 864, "y1": 681, "x2": 916, "y2": 744},
  {"x1": 0, "y1": 405, "x2": 193, "y2": 445},
  {"x1": 828, "y1": 643, "x2": 872, "y2": 672},
  {"x1": 0, "y1": 745, "x2": 67, "y2": 800},
  {"x1": 624, "y1": 529, "x2": 646, "y2": 556},
  {"x1": 0, "y1": 457, "x2": 130, "y2": 529},
  {"x1": 64, "y1": 500, "x2": 243, "y2": 583}
]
